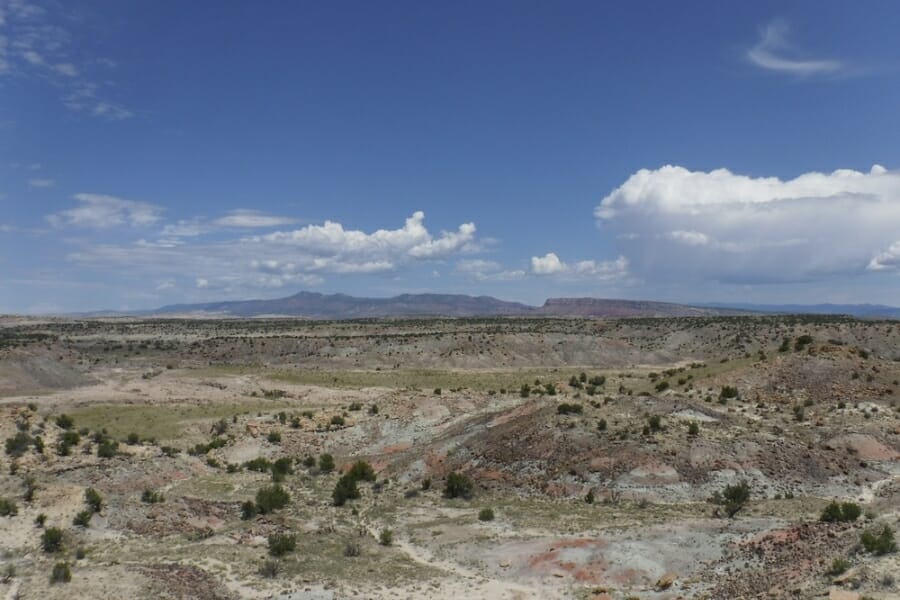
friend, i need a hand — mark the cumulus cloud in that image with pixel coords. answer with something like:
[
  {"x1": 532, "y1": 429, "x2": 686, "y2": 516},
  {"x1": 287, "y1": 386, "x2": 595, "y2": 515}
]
[
  {"x1": 47, "y1": 193, "x2": 163, "y2": 228},
  {"x1": 595, "y1": 164, "x2": 900, "y2": 284},
  {"x1": 747, "y1": 20, "x2": 843, "y2": 76},
  {"x1": 531, "y1": 252, "x2": 628, "y2": 279},
  {"x1": 868, "y1": 241, "x2": 900, "y2": 272},
  {"x1": 257, "y1": 211, "x2": 477, "y2": 270},
  {"x1": 67, "y1": 211, "x2": 480, "y2": 291}
]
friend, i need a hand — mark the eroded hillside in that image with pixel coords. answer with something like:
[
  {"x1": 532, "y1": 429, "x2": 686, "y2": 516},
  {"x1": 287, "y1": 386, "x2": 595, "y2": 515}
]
[{"x1": 0, "y1": 315, "x2": 898, "y2": 599}]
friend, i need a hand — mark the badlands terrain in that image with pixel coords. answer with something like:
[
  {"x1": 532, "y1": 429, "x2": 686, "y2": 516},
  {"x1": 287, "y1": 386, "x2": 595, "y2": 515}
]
[{"x1": 0, "y1": 314, "x2": 899, "y2": 599}]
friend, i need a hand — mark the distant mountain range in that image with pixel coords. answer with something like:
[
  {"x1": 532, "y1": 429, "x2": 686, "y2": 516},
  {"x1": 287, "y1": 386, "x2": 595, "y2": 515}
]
[
  {"x1": 155, "y1": 292, "x2": 533, "y2": 319},
  {"x1": 696, "y1": 302, "x2": 900, "y2": 319},
  {"x1": 67, "y1": 291, "x2": 900, "y2": 320},
  {"x1": 152, "y1": 292, "x2": 749, "y2": 319}
]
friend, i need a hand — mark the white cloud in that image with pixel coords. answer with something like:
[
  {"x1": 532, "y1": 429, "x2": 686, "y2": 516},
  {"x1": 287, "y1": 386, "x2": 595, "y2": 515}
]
[
  {"x1": 91, "y1": 102, "x2": 132, "y2": 121},
  {"x1": 868, "y1": 241, "x2": 900, "y2": 271},
  {"x1": 161, "y1": 210, "x2": 300, "y2": 237},
  {"x1": 531, "y1": 252, "x2": 628, "y2": 280},
  {"x1": 1, "y1": 1, "x2": 132, "y2": 120},
  {"x1": 27, "y1": 177, "x2": 54, "y2": 188},
  {"x1": 666, "y1": 230, "x2": 709, "y2": 246},
  {"x1": 47, "y1": 193, "x2": 163, "y2": 228},
  {"x1": 747, "y1": 20, "x2": 843, "y2": 76},
  {"x1": 531, "y1": 252, "x2": 567, "y2": 275},
  {"x1": 596, "y1": 164, "x2": 900, "y2": 284},
  {"x1": 212, "y1": 209, "x2": 298, "y2": 228},
  {"x1": 257, "y1": 211, "x2": 477, "y2": 269},
  {"x1": 195, "y1": 278, "x2": 209, "y2": 289},
  {"x1": 155, "y1": 280, "x2": 175, "y2": 291},
  {"x1": 52, "y1": 62, "x2": 76, "y2": 77},
  {"x1": 455, "y1": 259, "x2": 525, "y2": 281},
  {"x1": 161, "y1": 219, "x2": 210, "y2": 237},
  {"x1": 67, "y1": 211, "x2": 480, "y2": 291}
]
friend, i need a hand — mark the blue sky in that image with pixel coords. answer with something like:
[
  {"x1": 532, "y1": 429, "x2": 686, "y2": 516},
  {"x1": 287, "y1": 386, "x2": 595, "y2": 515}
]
[{"x1": 2, "y1": 0, "x2": 900, "y2": 313}]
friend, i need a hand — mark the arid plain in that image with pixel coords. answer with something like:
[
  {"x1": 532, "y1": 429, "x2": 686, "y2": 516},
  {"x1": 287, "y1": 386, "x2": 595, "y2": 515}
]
[{"x1": 1, "y1": 315, "x2": 899, "y2": 599}]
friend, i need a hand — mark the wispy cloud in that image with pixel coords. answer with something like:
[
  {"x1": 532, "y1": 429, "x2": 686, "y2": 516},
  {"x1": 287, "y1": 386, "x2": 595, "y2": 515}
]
[
  {"x1": 27, "y1": 177, "x2": 54, "y2": 188},
  {"x1": 747, "y1": 20, "x2": 844, "y2": 76},
  {"x1": 0, "y1": 0, "x2": 133, "y2": 119},
  {"x1": 212, "y1": 209, "x2": 298, "y2": 229},
  {"x1": 161, "y1": 210, "x2": 300, "y2": 237},
  {"x1": 47, "y1": 193, "x2": 163, "y2": 229},
  {"x1": 455, "y1": 259, "x2": 525, "y2": 282}
]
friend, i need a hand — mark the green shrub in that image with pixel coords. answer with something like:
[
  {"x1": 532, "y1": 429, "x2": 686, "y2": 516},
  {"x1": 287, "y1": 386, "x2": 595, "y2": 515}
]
[
  {"x1": 330, "y1": 415, "x2": 345, "y2": 427},
  {"x1": 710, "y1": 480, "x2": 750, "y2": 518},
  {"x1": 556, "y1": 403, "x2": 582, "y2": 415},
  {"x1": 84, "y1": 488, "x2": 103, "y2": 513},
  {"x1": 795, "y1": 334, "x2": 814, "y2": 351},
  {"x1": 35, "y1": 513, "x2": 46, "y2": 527},
  {"x1": 50, "y1": 562, "x2": 71, "y2": 584},
  {"x1": 244, "y1": 457, "x2": 272, "y2": 472},
  {"x1": 302, "y1": 455, "x2": 315, "y2": 468},
  {"x1": 820, "y1": 501, "x2": 861, "y2": 523},
  {"x1": 125, "y1": 432, "x2": 140, "y2": 445},
  {"x1": 688, "y1": 422, "x2": 700, "y2": 436},
  {"x1": 240, "y1": 500, "x2": 257, "y2": 520},
  {"x1": 255, "y1": 485, "x2": 290, "y2": 514},
  {"x1": 267, "y1": 431, "x2": 281, "y2": 444},
  {"x1": 826, "y1": 557, "x2": 851, "y2": 576},
  {"x1": 520, "y1": 384, "x2": 530, "y2": 398},
  {"x1": 55, "y1": 414, "x2": 74, "y2": 430},
  {"x1": 584, "y1": 490, "x2": 595, "y2": 504},
  {"x1": 318, "y1": 453, "x2": 335, "y2": 473},
  {"x1": 0, "y1": 497, "x2": 18, "y2": 516},
  {"x1": 73, "y1": 510, "x2": 92, "y2": 527},
  {"x1": 478, "y1": 507, "x2": 495, "y2": 521},
  {"x1": 141, "y1": 489, "x2": 164, "y2": 504},
  {"x1": 5, "y1": 432, "x2": 33, "y2": 457},
  {"x1": 379, "y1": 528, "x2": 393, "y2": 546},
  {"x1": 22, "y1": 477, "x2": 36, "y2": 503},
  {"x1": 332, "y1": 474, "x2": 360, "y2": 506},
  {"x1": 271, "y1": 457, "x2": 293, "y2": 480},
  {"x1": 654, "y1": 381, "x2": 669, "y2": 392},
  {"x1": 860, "y1": 526, "x2": 897, "y2": 555},
  {"x1": 42, "y1": 527, "x2": 64, "y2": 552},
  {"x1": 648, "y1": 415, "x2": 662, "y2": 431},
  {"x1": 97, "y1": 439, "x2": 118, "y2": 458},
  {"x1": 346, "y1": 461, "x2": 376, "y2": 483},
  {"x1": 267, "y1": 532, "x2": 296, "y2": 557},
  {"x1": 719, "y1": 386, "x2": 740, "y2": 401},
  {"x1": 840, "y1": 502, "x2": 862, "y2": 522},
  {"x1": 444, "y1": 472, "x2": 474, "y2": 500}
]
